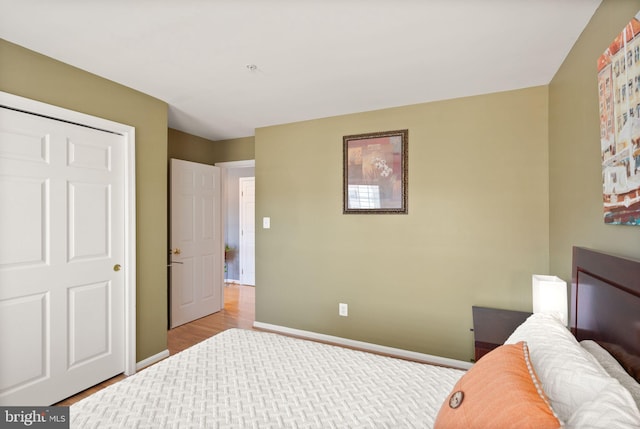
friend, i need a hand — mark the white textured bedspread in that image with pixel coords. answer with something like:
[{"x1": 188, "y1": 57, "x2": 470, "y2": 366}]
[{"x1": 71, "y1": 329, "x2": 464, "y2": 428}]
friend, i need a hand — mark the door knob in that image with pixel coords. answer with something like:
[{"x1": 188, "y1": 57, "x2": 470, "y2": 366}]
[
  {"x1": 170, "y1": 248, "x2": 181, "y2": 255},
  {"x1": 114, "y1": 264, "x2": 122, "y2": 272}
]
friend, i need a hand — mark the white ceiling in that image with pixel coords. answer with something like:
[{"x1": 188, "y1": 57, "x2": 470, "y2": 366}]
[{"x1": 0, "y1": 0, "x2": 602, "y2": 141}]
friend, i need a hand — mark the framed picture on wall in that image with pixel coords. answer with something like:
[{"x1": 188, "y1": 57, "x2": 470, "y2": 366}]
[
  {"x1": 343, "y1": 129, "x2": 408, "y2": 214},
  {"x1": 597, "y1": 11, "x2": 640, "y2": 225}
]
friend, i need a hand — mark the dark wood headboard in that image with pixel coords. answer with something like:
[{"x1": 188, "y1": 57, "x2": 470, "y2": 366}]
[{"x1": 571, "y1": 246, "x2": 640, "y2": 382}]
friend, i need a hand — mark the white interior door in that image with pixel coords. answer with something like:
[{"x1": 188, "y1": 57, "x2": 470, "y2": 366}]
[
  {"x1": 0, "y1": 106, "x2": 126, "y2": 405},
  {"x1": 170, "y1": 159, "x2": 222, "y2": 328},
  {"x1": 239, "y1": 177, "x2": 255, "y2": 286}
]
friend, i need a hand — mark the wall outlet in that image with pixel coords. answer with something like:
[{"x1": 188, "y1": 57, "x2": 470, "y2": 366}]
[{"x1": 339, "y1": 303, "x2": 348, "y2": 317}]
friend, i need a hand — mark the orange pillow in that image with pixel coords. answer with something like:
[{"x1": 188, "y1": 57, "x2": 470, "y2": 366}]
[{"x1": 434, "y1": 341, "x2": 561, "y2": 429}]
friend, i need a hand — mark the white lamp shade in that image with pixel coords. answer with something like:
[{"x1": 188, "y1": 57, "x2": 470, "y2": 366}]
[{"x1": 532, "y1": 275, "x2": 568, "y2": 326}]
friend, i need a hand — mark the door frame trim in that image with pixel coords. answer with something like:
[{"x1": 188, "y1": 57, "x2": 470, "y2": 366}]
[
  {"x1": 238, "y1": 176, "x2": 255, "y2": 285},
  {"x1": 0, "y1": 91, "x2": 137, "y2": 376},
  {"x1": 215, "y1": 160, "x2": 255, "y2": 290}
]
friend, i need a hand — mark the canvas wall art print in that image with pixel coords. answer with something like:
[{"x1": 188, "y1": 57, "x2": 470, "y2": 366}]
[{"x1": 597, "y1": 11, "x2": 640, "y2": 225}]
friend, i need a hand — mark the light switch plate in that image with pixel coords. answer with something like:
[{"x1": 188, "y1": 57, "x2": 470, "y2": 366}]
[
  {"x1": 263, "y1": 217, "x2": 270, "y2": 229},
  {"x1": 339, "y1": 303, "x2": 348, "y2": 317}
]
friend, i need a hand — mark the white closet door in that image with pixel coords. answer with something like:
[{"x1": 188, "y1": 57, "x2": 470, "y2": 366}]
[{"x1": 0, "y1": 107, "x2": 125, "y2": 405}]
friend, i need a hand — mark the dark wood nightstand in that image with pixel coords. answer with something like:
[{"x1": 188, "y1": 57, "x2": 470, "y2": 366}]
[{"x1": 471, "y1": 306, "x2": 532, "y2": 361}]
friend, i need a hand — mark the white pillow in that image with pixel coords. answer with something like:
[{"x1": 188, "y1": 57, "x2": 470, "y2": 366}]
[
  {"x1": 581, "y1": 339, "x2": 640, "y2": 410},
  {"x1": 566, "y1": 381, "x2": 640, "y2": 429},
  {"x1": 504, "y1": 313, "x2": 630, "y2": 423}
]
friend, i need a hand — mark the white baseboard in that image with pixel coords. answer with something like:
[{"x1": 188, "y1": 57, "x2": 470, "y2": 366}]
[
  {"x1": 136, "y1": 349, "x2": 170, "y2": 371},
  {"x1": 253, "y1": 321, "x2": 472, "y2": 370},
  {"x1": 224, "y1": 279, "x2": 240, "y2": 284}
]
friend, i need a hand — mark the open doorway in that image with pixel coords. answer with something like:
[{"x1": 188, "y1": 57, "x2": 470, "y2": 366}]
[{"x1": 215, "y1": 160, "x2": 255, "y2": 286}]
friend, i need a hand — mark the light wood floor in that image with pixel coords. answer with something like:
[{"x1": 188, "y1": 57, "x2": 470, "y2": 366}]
[{"x1": 56, "y1": 283, "x2": 255, "y2": 406}]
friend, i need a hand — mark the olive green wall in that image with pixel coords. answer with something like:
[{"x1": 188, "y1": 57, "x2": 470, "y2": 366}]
[
  {"x1": 211, "y1": 136, "x2": 255, "y2": 162},
  {"x1": 255, "y1": 86, "x2": 549, "y2": 361},
  {"x1": 0, "y1": 39, "x2": 169, "y2": 362},
  {"x1": 168, "y1": 128, "x2": 255, "y2": 164},
  {"x1": 549, "y1": 0, "x2": 640, "y2": 280},
  {"x1": 168, "y1": 128, "x2": 218, "y2": 164}
]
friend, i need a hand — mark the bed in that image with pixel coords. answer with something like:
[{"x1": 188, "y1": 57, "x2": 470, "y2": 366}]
[{"x1": 70, "y1": 247, "x2": 640, "y2": 428}]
